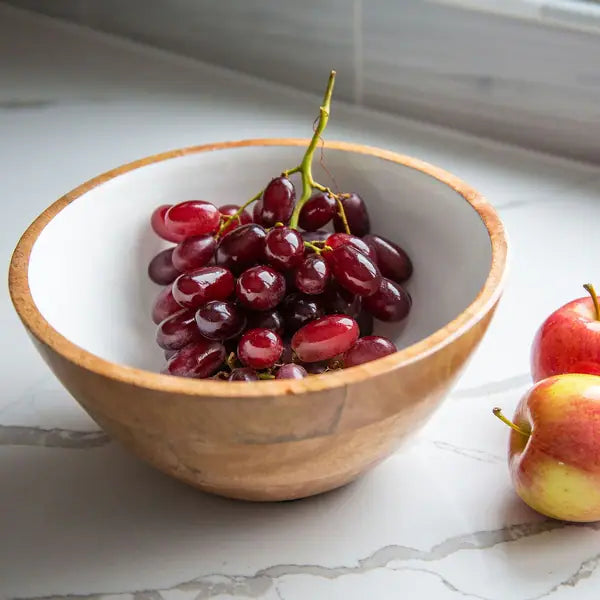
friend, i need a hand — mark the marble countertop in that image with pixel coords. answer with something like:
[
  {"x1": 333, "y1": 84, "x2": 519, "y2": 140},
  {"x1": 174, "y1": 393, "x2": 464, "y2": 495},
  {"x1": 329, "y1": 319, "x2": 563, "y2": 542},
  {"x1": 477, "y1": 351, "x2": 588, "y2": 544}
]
[{"x1": 3, "y1": 5, "x2": 600, "y2": 600}]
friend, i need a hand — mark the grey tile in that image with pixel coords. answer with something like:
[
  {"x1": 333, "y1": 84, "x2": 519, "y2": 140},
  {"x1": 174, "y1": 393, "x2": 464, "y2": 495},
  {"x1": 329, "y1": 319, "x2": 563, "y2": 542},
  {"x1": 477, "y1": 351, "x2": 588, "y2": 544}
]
[
  {"x1": 361, "y1": 0, "x2": 600, "y2": 163},
  {"x1": 82, "y1": 0, "x2": 357, "y2": 101},
  {"x1": 3, "y1": 0, "x2": 87, "y2": 22}
]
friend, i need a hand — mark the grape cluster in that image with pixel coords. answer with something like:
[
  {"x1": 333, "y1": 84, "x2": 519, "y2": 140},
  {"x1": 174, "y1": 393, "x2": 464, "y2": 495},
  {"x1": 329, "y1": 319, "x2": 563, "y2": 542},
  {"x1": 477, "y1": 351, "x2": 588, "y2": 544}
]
[{"x1": 148, "y1": 178, "x2": 413, "y2": 381}]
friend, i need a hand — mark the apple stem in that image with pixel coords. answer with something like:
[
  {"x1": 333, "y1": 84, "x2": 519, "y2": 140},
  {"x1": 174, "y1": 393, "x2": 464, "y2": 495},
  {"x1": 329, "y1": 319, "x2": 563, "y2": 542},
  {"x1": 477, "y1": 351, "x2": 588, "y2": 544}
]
[
  {"x1": 492, "y1": 407, "x2": 530, "y2": 437},
  {"x1": 584, "y1": 283, "x2": 600, "y2": 321}
]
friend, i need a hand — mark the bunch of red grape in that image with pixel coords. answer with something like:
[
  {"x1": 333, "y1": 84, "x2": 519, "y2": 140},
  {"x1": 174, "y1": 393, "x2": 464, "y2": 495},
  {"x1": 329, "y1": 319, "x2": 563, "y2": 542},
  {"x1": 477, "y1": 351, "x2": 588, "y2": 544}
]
[{"x1": 148, "y1": 176, "x2": 413, "y2": 381}]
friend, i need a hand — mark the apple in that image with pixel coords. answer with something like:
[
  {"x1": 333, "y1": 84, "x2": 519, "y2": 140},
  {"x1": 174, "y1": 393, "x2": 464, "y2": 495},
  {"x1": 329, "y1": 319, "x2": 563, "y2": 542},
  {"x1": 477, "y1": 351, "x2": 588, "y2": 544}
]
[
  {"x1": 531, "y1": 283, "x2": 600, "y2": 382},
  {"x1": 494, "y1": 373, "x2": 600, "y2": 522}
]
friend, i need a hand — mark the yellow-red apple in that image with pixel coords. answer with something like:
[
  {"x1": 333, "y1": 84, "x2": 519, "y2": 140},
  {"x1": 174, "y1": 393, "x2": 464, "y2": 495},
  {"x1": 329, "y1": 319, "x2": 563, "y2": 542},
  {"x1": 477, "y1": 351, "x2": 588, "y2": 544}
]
[
  {"x1": 531, "y1": 284, "x2": 600, "y2": 382},
  {"x1": 494, "y1": 373, "x2": 600, "y2": 522}
]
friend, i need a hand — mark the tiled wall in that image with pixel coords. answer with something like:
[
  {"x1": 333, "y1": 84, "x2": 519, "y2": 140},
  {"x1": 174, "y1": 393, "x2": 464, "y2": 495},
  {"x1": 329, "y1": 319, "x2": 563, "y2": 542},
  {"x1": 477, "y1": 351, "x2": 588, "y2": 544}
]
[{"x1": 7, "y1": 0, "x2": 600, "y2": 163}]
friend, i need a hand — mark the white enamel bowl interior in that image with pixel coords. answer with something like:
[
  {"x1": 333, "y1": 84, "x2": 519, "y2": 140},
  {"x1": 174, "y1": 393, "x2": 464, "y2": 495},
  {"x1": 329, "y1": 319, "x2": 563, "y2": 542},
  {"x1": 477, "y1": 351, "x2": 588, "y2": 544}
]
[{"x1": 28, "y1": 144, "x2": 492, "y2": 374}]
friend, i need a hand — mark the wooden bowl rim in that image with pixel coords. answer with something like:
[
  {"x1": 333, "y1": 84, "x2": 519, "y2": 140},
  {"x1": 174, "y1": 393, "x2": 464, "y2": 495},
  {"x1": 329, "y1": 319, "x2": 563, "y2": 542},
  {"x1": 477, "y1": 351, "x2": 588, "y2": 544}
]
[{"x1": 9, "y1": 138, "x2": 508, "y2": 398}]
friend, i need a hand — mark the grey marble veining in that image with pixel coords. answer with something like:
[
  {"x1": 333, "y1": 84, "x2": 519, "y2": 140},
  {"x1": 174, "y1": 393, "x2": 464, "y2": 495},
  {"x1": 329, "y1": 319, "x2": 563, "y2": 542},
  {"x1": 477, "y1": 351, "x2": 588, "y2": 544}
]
[{"x1": 10, "y1": 520, "x2": 593, "y2": 600}]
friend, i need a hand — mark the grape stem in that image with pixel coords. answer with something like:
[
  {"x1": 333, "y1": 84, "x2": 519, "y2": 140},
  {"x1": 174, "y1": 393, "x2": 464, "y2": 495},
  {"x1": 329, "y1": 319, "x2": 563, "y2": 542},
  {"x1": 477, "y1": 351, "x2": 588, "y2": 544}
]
[
  {"x1": 304, "y1": 241, "x2": 333, "y2": 255},
  {"x1": 217, "y1": 70, "x2": 350, "y2": 238},
  {"x1": 216, "y1": 188, "x2": 263, "y2": 239},
  {"x1": 289, "y1": 70, "x2": 337, "y2": 230},
  {"x1": 258, "y1": 372, "x2": 275, "y2": 380}
]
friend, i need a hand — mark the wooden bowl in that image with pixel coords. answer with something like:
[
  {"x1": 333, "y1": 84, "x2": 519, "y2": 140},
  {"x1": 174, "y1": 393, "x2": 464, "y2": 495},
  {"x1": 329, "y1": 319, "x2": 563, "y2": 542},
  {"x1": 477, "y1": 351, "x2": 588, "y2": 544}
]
[{"x1": 9, "y1": 139, "x2": 508, "y2": 501}]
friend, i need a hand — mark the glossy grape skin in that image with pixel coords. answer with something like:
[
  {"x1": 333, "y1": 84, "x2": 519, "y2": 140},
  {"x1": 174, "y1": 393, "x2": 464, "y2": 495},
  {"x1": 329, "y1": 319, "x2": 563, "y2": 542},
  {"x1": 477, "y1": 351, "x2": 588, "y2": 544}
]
[
  {"x1": 321, "y1": 282, "x2": 361, "y2": 318},
  {"x1": 333, "y1": 193, "x2": 370, "y2": 236},
  {"x1": 326, "y1": 233, "x2": 377, "y2": 262},
  {"x1": 165, "y1": 200, "x2": 221, "y2": 237},
  {"x1": 151, "y1": 204, "x2": 183, "y2": 243},
  {"x1": 324, "y1": 244, "x2": 381, "y2": 297},
  {"x1": 252, "y1": 198, "x2": 264, "y2": 225},
  {"x1": 236, "y1": 266, "x2": 286, "y2": 311},
  {"x1": 363, "y1": 278, "x2": 412, "y2": 322},
  {"x1": 281, "y1": 293, "x2": 324, "y2": 334},
  {"x1": 172, "y1": 235, "x2": 216, "y2": 273},
  {"x1": 219, "y1": 204, "x2": 253, "y2": 236},
  {"x1": 246, "y1": 308, "x2": 285, "y2": 337},
  {"x1": 238, "y1": 328, "x2": 283, "y2": 369},
  {"x1": 152, "y1": 286, "x2": 182, "y2": 324},
  {"x1": 148, "y1": 248, "x2": 180, "y2": 285},
  {"x1": 276, "y1": 363, "x2": 308, "y2": 379},
  {"x1": 260, "y1": 177, "x2": 295, "y2": 226},
  {"x1": 195, "y1": 300, "x2": 246, "y2": 341},
  {"x1": 229, "y1": 367, "x2": 259, "y2": 381},
  {"x1": 165, "y1": 339, "x2": 226, "y2": 378},
  {"x1": 172, "y1": 266, "x2": 234, "y2": 309},
  {"x1": 343, "y1": 336, "x2": 397, "y2": 367},
  {"x1": 156, "y1": 309, "x2": 203, "y2": 350},
  {"x1": 264, "y1": 227, "x2": 305, "y2": 271},
  {"x1": 216, "y1": 223, "x2": 267, "y2": 274},
  {"x1": 363, "y1": 234, "x2": 413, "y2": 283},
  {"x1": 356, "y1": 309, "x2": 374, "y2": 336},
  {"x1": 295, "y1": 254, "x2": 330, "y2": 295},
  {"x1": 298, "y1": 192, "x2": 336, "y2": 231},
  {"x1": 291, "y1": 315, "x2": 359, "y2": 362}
]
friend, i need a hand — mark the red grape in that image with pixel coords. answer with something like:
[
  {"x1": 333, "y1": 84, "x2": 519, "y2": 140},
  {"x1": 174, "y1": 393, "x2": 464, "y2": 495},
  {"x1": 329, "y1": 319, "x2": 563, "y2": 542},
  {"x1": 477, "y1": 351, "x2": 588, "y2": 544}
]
[
  {"x1": 246, "y1": 308, "x2": 285, "y2": 337},
  {"x1": 165, "y1": 201, "x2": 221, "y2": 238},
  {"x1": 260, "y1": 177, "x2": 296, "y2": 226},
  {"x1": 321, "y1": 282, "x2": 361, "y2": 317},
  {"x1": 298, "y1": 192, "x2": 336, "y2": 231},
  {"x1": 280, "y1": 342, "x2": 297, "y2": 364},
  {"x1": 172, "y1": 235, "x2": 216, "y2": 273},
  {"x1": 302, "y1": 361, "x2": 328, "y2": 374},
  {"x1": 165, "y1": 339, "x2": 226, "y2": 378},
  {"x1": 152, "y1": 286, "x2": 181, "y2": 324},
  {"x1": 291, "y1": 315, "x2": 359, "y2": 362},
  {"x1": 252, "y1": 198, "x2": 264, "y2": 225},
  {"x1": 295, "y1": 254, "x2": 330, "y2": 295},
  {"x1": 229, "y1": 367, "x2": 259, "y2": 381},
  {"x1": 156, "y1": 309, "x2": 203, "y2": 350},
  {"x1": 281, "y1": 293, "x2": 324, "y2": 334},
  {"x1": 356, "y1": 309, "x2": 374, "y2": 336},
  {"x1": 326, "y1": 233, "x2": 377, "y2": 262},
  {"x1": 363, "y1": 278, "x2": 411, "y2": 321},
  {"x1": 195, "y1": 300, "x2": 246, "y2": 340},
  {"x1": 343, "y1": 335, "x2": 397, "y2": 367},
  {"x1": 334, "y1": 193, "x2": 370, "y2": 236},
  {"x1": 216, "y1": 223, "x2": 267, "y2": 274},
  {"x1": 276, "y1": 363, "x2": 307, "y2": 379},
  {"x1": 264, "y1": 226, "x2": 305, "y2": 271},
  {"x1": 363, "y1": 234, "x2": 413, "y2": 283},
  {"x1": 148, "y1": 248, "x2": 180, "y2": 285},
  {"x1": 151, "y1": 204, "x2": 183, "y2": 243},
  {"x1": 324, "y1": 244, "x2": 381, "y2": 296},
  {"x1": 219, "y1": 204, "x2": 253, "y2": 236},
  {"x1": 236, "y1": 265, "x2": 286, "y2": 311},
  {"x1": 172, "y1": 266, "x2": 234, "y2": 309},
  {"x1": 238, "y1": 328, "x2": 283, "y2": 369}
]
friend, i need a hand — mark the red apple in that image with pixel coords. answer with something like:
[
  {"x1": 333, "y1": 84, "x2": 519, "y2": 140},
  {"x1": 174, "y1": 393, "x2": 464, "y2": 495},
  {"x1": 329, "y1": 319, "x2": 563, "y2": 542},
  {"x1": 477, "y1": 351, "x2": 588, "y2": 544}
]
[
  {"x1": 531, "y1": 283, "x2": 600, "y2": 382},
  {"x1": 494, "y1": 373, "x2": 600, "y2": 522}
]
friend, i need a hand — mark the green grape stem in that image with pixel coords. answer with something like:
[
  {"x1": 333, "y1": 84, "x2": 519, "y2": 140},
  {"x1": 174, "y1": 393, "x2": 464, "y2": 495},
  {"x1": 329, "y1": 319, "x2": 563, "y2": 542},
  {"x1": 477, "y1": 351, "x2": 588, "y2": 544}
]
[{"x1": 217, "y1": 70, "x2": 350, "y2": 239}]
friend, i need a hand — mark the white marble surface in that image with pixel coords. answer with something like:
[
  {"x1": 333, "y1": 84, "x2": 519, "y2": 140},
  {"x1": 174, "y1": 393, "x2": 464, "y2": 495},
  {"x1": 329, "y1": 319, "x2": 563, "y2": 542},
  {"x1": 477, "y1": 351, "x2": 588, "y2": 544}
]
[{"x1": 2, "y1": 5, "x2": 600, "y2": 600}]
